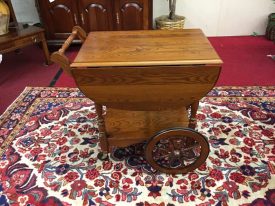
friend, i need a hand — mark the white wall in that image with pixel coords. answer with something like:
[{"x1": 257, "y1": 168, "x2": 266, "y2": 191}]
[
  {"x1": 10, "y1": 0, "x2": 275, "y2": 36},
  {"x1": 11, "y1": 0, "x2": 40, "y2": 25},
  {"x1": 217, "y1": 0, "x2": 274, "y2": 36},
  {"x1": 154, "y1": 0, "x2": 275, "y2": 36}
]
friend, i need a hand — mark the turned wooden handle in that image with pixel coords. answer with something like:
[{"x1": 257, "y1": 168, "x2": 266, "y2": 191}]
[
  {"x1": 58, "y1": 26, "x2": 86, "y2": 54},
  {"x1": 50, "y1": 26, "x2": 87, "y2": 76}
]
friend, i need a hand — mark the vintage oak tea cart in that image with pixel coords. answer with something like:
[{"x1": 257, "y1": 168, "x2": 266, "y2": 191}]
[{"x1": 51, "y1": 26, "x2": 222, "y2": 174}]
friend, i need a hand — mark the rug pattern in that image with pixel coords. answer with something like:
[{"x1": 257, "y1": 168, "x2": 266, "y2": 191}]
[{"x1": 0, "y1": 87, "x2": 274, "y2": 206}]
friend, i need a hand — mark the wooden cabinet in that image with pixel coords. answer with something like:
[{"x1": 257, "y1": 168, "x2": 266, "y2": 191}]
[
  {"x1": 77, "y1": 0, "x2": 113, "y2": 32},
  {"x1": 115, "y1": 0, "x2": 151, "y2": 30},
  {"x1": 36, "y1": 0, "x2": 78, "y2": 41},
  {"x1": 36, "y1": 0, "x2": 152, "y2": 45}
]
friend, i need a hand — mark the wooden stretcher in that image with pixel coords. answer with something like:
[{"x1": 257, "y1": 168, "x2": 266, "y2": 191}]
[{"x1": 51, "y1": 26, "x2": 222, "y2": 174}]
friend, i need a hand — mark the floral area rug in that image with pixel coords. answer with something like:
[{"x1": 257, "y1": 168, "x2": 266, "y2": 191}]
[{"x1": 0, "y1": 86, "x2": 274, "y2": 206}]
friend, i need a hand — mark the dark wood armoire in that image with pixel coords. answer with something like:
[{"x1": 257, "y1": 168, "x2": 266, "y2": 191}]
[{"x1": 36, "y1": 0, "x2": 153, "y2": 45}]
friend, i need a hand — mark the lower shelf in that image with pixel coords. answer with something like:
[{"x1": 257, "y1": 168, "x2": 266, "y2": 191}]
[{"x1": 105, "y1": 107, "x2": 189, "y2": 148}]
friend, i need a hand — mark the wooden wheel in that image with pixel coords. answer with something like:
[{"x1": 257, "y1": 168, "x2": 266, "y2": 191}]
[{"x1": 145, "y1": 128, "x2": 209, "y2": 174}]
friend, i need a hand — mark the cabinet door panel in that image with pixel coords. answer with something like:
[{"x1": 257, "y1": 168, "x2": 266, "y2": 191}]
[
  {"x1": 115, "y1": 0, "x2": 150, "y2": 30},
  {"x1": 38, "y1": 0, "x2": 78, "y2": 39},
  {"x1": 78, "y1": 0, "x2": 113, "y2": 32}
]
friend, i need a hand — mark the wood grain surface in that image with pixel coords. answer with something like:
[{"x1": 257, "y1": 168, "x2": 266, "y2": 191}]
[
  {"x1": 0, "y1": 25, "x2": 51, "y2": 65},
  {"x1": 73, "y1": 65, "x2": 221, "y2": 110},
  {"x1": 105, "y1": 108, "x2": 189, "y2": 148},
  {"x1": 71, "y1": 29, "x2": 222, "y2": 67}
]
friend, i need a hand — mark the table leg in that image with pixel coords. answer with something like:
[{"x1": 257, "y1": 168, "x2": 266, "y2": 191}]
[
  {"x1": 95, "y1": 104, "x2": 109, "y2": 160},
  {"x1": 40, "y1": 33, "x2": 52, "y2": 65},
  {"x1": 188, "y1": 101, "x2": 199, "y2": 129}
]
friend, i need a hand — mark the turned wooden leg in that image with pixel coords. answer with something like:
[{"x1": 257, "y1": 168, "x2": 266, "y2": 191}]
[
  {"x1": 188, "y1": 101, "x2": 199, "y2": 130},
  {"x1": 95, "y1": 104, "x2": 109, "y2": 160}
]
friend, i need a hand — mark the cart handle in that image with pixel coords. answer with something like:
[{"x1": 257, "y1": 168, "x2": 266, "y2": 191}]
[{"x1": 50, "y1": 26, "x2": 87, "y2": 76}]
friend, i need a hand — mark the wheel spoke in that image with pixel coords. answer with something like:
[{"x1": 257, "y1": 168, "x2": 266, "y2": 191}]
[
  {"x1": 154, "y1": 153, "x2": 170, "y2": 160},
  {"x1": 169, "y1": 156, "x2": 182, "y2": 168},
  {"x1": 170, "y1": 137, "x2": 184, "y2": 150},
  {"x1": 145, "y1": 128, "x2": 210, "y2": 174},
  {"x1": 157, "y1": 147, "x2": 170, "y2": 154},
  {"x1": 181, "y1": 158, "x2": 186, "y2": 167},
  {"x1": 181, "y1": 142, "x2": 200, "y2": 152}
]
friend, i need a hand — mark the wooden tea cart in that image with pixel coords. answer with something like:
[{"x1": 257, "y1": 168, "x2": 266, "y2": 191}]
[{"x1": 51, "y1": 26, "x2": 222, "y2": 174}]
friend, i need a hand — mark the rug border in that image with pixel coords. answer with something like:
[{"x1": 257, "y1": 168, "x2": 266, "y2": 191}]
[
  {"x1": 0, "y1": 87, "x2": 31, "y2": 121},
  {"x1": 0, "y1": 87, "x2": 79, "y2": 120},
  {"x1": 1, "y1": 86, "x2": 274, "y2": 120}
]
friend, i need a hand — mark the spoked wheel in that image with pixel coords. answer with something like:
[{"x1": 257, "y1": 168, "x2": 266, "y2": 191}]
[{"x1": 145, "y1": 128, "x2": 209, "y2": 174}]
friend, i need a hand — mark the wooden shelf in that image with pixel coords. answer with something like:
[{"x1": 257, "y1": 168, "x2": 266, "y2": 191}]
[{"x1": 105, "y1": 108, "x2": 189, "y2": 147}]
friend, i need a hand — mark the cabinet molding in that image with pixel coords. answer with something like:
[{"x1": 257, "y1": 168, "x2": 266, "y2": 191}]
[{"x1": 36, "y1": 0, "x2": 153, "y2": 45}]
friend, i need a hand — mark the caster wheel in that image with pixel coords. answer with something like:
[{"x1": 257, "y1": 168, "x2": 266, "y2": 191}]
[
  {"x1": 97, "y1": 152, "x2": 109, "y2": 161},
  {"x1": 145, "y1": 128, "x2": 209, "y2": 174}
]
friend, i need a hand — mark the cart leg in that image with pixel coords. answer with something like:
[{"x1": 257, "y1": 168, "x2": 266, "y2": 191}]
[
  {"x1": 95, "y1": 104, "x2": 109, "y2": 160},
  {"x1": 188, "y1": 101, "x2": 199, "y2": 129},
  {"x1": 187, "y1": 101, "x2": 199, "y2": 148}
]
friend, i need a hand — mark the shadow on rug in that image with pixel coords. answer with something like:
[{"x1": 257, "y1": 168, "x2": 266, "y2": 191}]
[{"x1": 0, "y1": 86, "x2": 274, "y2": 206}]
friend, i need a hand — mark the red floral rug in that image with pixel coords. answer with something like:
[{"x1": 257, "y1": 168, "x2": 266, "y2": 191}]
[{"x1": 0, "y1": 86, "x2": 274, "y2": 206}]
